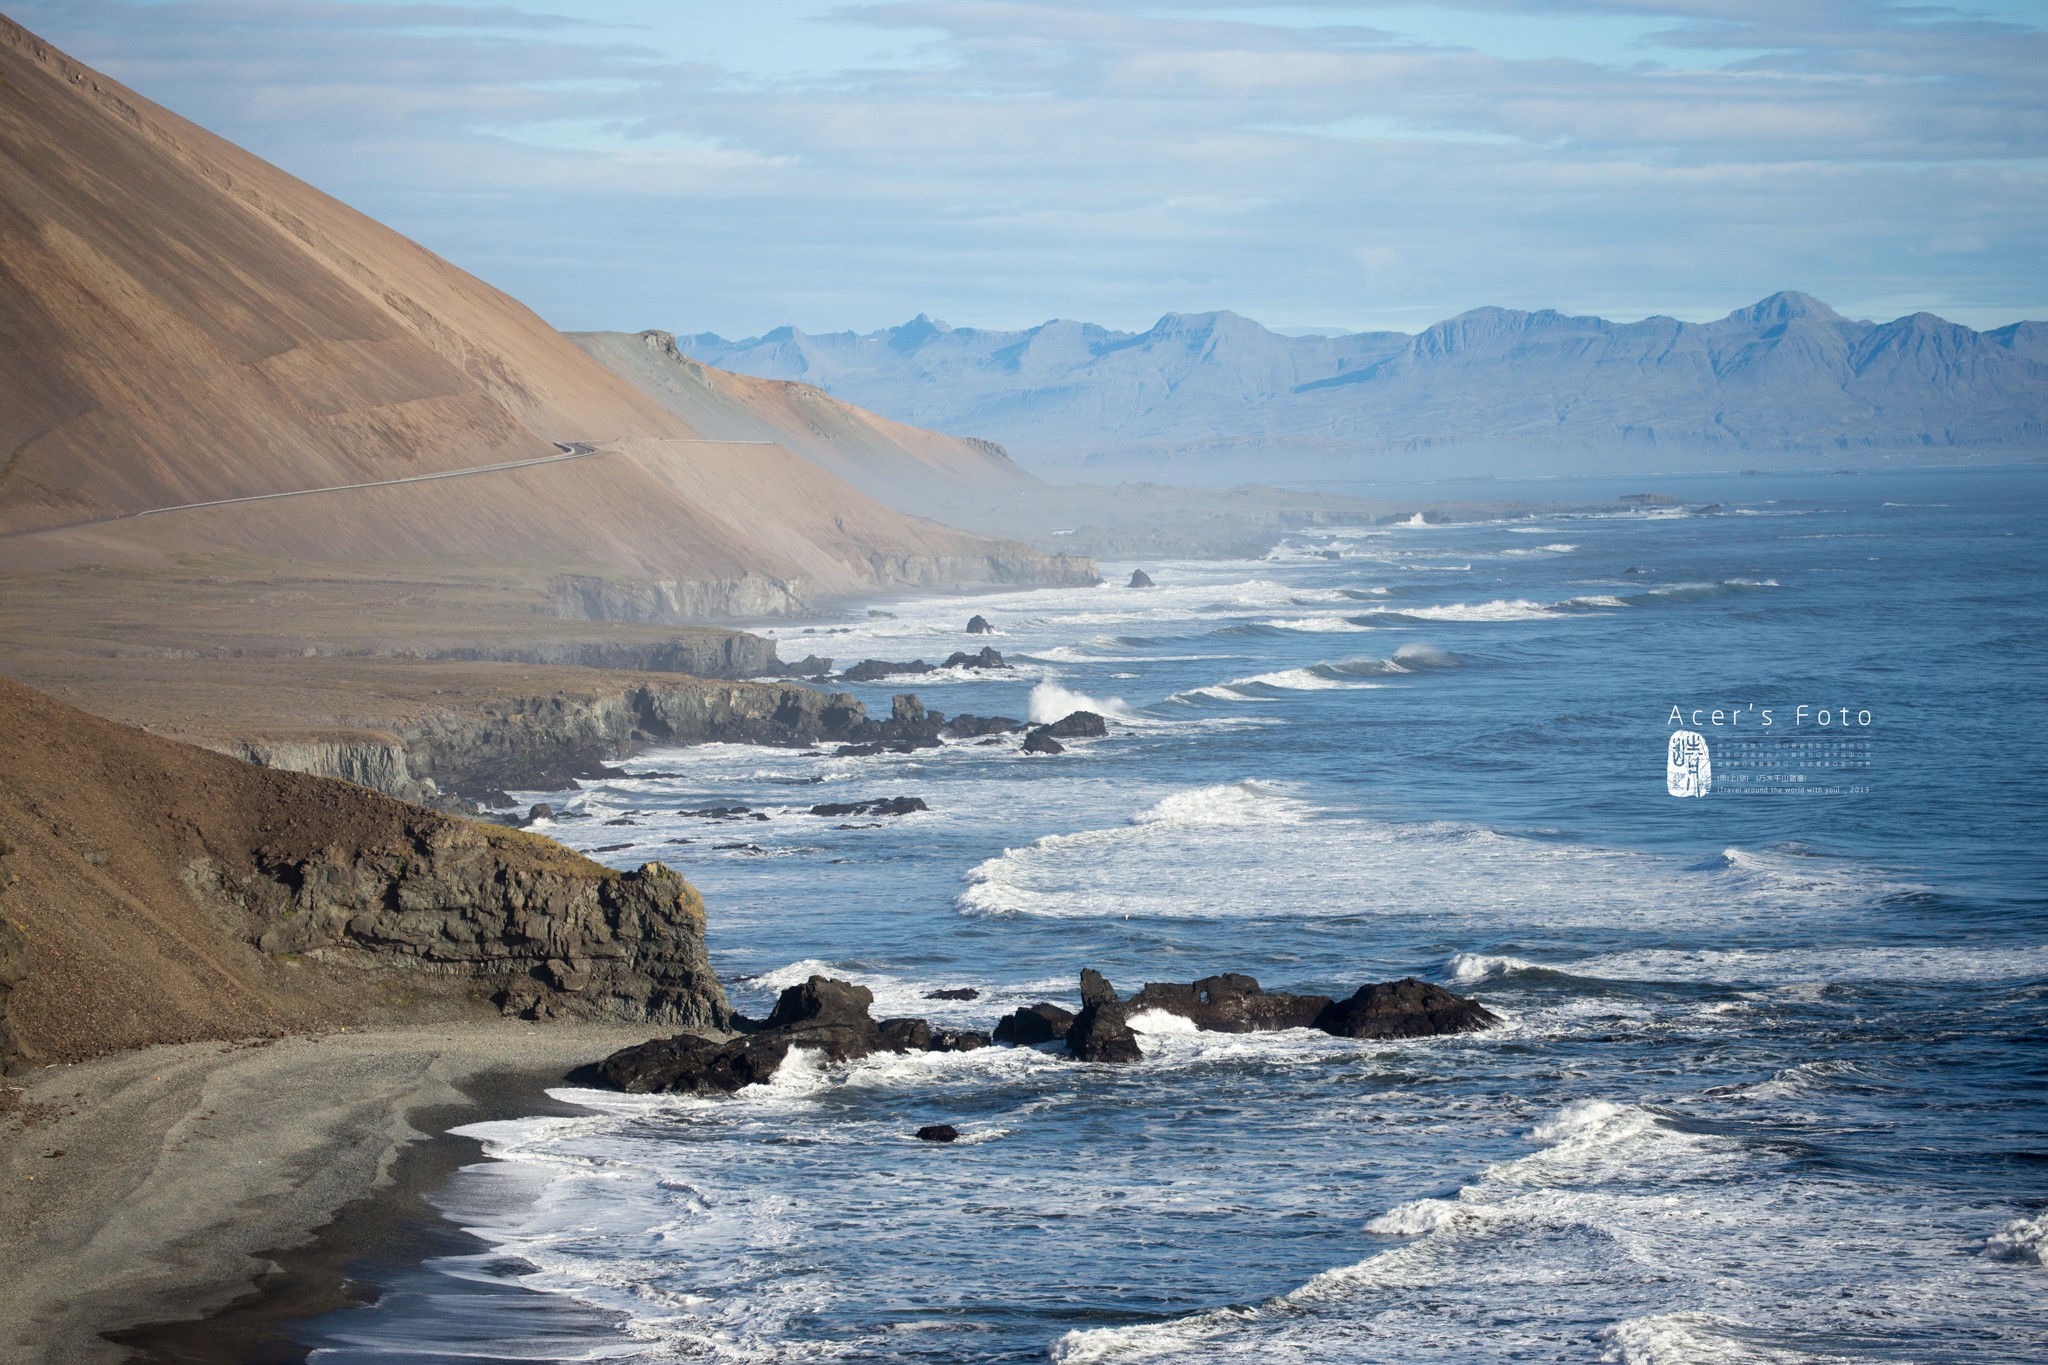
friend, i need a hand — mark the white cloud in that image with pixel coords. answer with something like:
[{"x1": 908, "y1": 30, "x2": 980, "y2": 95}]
[{"x1": 12, "y1": 0, "x2": 2045, "y2": 334}]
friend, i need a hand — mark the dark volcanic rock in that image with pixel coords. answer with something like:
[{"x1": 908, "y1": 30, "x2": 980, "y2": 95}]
[
  {"x1": 1021, "y1": 729, "x2": 1065, "y2": 755},
  {"x1": 1040, "y1": 711, "x2": 1108, "y2": 739},
  {"x1": 879, "y1": 1016, "x2": 934, "y2": 1052},
  {"x1": 1126, "y1": 973, "x2": 1333, "y2": 1033},
  {"x1": 748, "y1": 974, "x2": 883, "y2": 1062},
  {"x1": 881, "y1": 1016, "x2": 989, "y2": 1053},
  {"x1": 992, "y1": 1002, "x2": 1075, "y2": 1046},
  {"x1": 597, "y1": 973, "x2": 892, "y2": 1095},
  {"x1": 835, "y1": 740, "x2": 932, "y2": 757},
  {"x1": 1314, "y1": 977, "x2": 1499, "y2": 1038},
  {"x1": 766, "y1": 974, "x2": 878, "y2": 1036},
  {"x1": 945, "y1": 714, "x2": 1023, "y2": 738},
  {"x1": 840, "y1": 658, "x2": 933, "y2": 683},
  {"x1": 1080, "y1": 968, "x2": 1119, "y2": 1007},
  {"x1": 596, "y1": 1032, "x2": 725, "y2": 1093},
  {"x1": 771, "y1": 654, "x2": 835, "y2": 678},
  {"x1": 1128, "y1": 570, "x2": 1155, "y2": 588},
  {"x1": 1068, "y1": 969, "x2": 1142, "y2": 1063},
  {"x1": 966, "y1": 615, "x2": 993, "y2": 634},
  {"x1": 525, "y1": 803, "x2": 553, "y2": 823},
  {"x1": 808, "y1": 797, "x2": 929, "y2": 818},
  {"x1": 916, "y1": 1124, "x2": 961, "y2": 1142},
  {"x1": 925, "y1": 987, "x2": 980, "y2": 1001},
  {"x1": 941, "y1": 647, "x2": 1008, "y2": 671}
]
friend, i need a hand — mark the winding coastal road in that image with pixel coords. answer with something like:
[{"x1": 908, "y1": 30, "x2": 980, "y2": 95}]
[{"x1": 0, "y1": 437, "x2": 779, "y2": 541}]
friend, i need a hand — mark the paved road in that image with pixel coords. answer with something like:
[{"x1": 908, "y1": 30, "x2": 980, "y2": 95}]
[{"x1": 0, "y1": 437, "x2": 779, "y2": 541}]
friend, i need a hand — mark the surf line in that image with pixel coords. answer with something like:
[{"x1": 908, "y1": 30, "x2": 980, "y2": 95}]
[{"x1": 0, "y1": 438, "x2": 780, "y2": 538}]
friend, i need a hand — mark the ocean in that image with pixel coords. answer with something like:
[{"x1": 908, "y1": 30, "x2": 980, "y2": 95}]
[{"x1": 293, "y1": 466, "x2": 2046, "y2": 1364}]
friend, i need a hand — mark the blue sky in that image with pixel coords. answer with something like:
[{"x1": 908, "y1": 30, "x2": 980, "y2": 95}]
[{"x1": 16, "y1": 0, "x2": 2047, "y2": 336}]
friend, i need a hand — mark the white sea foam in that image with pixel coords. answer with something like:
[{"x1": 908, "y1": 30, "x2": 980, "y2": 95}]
[
  {"x1": 961, "y1": 788, "x2": 1908, "y2": 926},
  {"x1": 1444, "y1": 952, "x2": 1542, "y2": 983},
  {"x1": 1260, "y1": 615, "x2": 1375, "y2": 632},
  {"x1": 1131, "y1": 780, "x2": 1315, "y2": 828},
  {"x1": 1564, "y1": 943, "x2": 2043, "y2": 986},
  {"x1": 1379, "y1": 598, "x2": 1565, "y2": 621},
  {"x1": 1982, "y1": 1212, "x2": 2048, "y2": 1265},
  {"x1": 1029, "y1": 679, "x2": 1135, "y2": 724},
  {"x1": 1595, "y1": 1313, "x2": 1800, "y2": 1364}
]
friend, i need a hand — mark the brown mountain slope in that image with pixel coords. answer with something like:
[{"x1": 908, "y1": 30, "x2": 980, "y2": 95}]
[
  {"x1": 571, "y1": 329, "x2": 1039, "y2": 524},
  {"x1": 0, "y1": 677, "x2": 727, "y2": 1069},
  {"x1": 0, "y1": 17, "x2": 1091, "y2": 612}
]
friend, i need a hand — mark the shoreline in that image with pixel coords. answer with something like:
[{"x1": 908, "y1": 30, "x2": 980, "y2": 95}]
[{"x1": 0, "y1": 1021, "x2": 654, "y2": 1363}]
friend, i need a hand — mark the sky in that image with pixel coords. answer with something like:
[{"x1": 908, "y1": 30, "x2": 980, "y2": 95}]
[{"x1": 14, "y1": 0, "x2": 2047, "y2": 337}]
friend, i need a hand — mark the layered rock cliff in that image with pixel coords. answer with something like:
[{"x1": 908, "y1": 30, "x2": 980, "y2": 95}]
[
  {"x1": 185, "y1": 823, "x2": 727, "y2": 1030},
  {"x1": 219, "y1": 677, "x2": 876, "y2": 804},
  {"x1": 0, "y1": 678, "x2": 728, "y2": 1064}
]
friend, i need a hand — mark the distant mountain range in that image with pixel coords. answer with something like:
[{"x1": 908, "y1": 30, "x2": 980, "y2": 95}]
[{"x1": 677, "y1": 295, "x2": 2048, "y2": 480}]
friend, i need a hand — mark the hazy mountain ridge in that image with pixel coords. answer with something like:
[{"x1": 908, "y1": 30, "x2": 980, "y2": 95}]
[
  {"x1": 679, "y1": 293, "x2": 2048, "y2": 478},
  {"x1": 0, "y1": 16, "x2": 1090, "y2": 616},
  {"x1": 567, "y1": 329, "x2": 1040, "y2": 526}
]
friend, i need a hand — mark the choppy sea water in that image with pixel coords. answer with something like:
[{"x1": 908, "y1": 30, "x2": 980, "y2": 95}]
[{"x1": 299, "y1": 468, "x2": 2046, "y2": 1364}]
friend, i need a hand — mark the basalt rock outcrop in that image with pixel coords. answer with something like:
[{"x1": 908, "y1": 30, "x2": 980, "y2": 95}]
[
  {"x1": 1125, "y1": 972, "x2": 1497, "y2": 1042},
  {"x1": 591, "y1": 967, "x2": 1497, "y2": 1093},
  {"x1": 597, "y1": 973, "x2": 988, "y2": 1095},
  {"x1": 839, "y1": 658, "x2": 936, "y2": 684},
  {"x1": 1128, "y1": 570, "x2": 1156, "y2": 588},
  {"x1": 1021, "y1": 710, "x2": 1109, "y2": 754},
  {"x1": 837, "y1": 648, "x2": 1008, "y2": 684},
  {"x1": 808, "y1": 797, "x2": 929, "y2": 818},
  {"x1": 1126, "y1": 973, "x2": 1331, "y2": 1033},
  {"x1": 1036, "y1": 711, "x2": 1109, "y2": 740},
  {"x1": 878, "y1": 1018, "x2": 991, "y2": 1052},
  {"x1": 966, "y1": 616, "x2": 994, "y2": 635},
  {"x1": 992, "y1": 1001, "x2": 1076, "y2": 1046},
  {"x1": 1314, "y1": 977, "x2": 1499, "y2": 1038},
  {"x1": 1067, "y1": 969, "x2": 1144, "y2": 1063},
  {"x1": 945, "y1": 714, "x2": 1025, "y2": 738}
]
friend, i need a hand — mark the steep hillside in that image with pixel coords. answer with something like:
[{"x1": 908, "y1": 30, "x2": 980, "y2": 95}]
[
  {"x1": 571, "y1": 330, "x2": 1039, "y2": 524},
  {"x1": 678, "y1": 295, "x2": 2048, "y2": 480},
  {"x1": 0, "y1": 17, "x2": 1091, "y2": 613},
  {"x1": 0, "y1": 678, "x2": 728, "y2": 1070}
]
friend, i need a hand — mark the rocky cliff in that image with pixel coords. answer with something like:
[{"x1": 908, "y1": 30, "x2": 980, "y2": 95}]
[
  {"x1": 185, "y1": 822, "x2": 727, "y2": 1030},
  {"x1": 0, "y1": 678, "x2": 729, "y2": 1065},
  {"x1": 219, "y1": 676, "x2": 876, "y2": 804}
]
